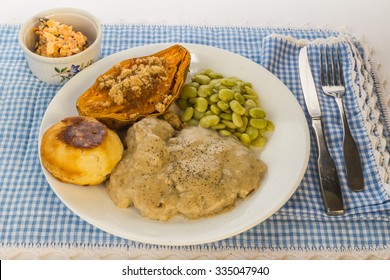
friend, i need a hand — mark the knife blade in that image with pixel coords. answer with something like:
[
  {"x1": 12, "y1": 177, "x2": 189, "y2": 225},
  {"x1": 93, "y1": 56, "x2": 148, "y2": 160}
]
[
  {"x1": 299, "y1": 47, "x2": 322, "y2": 119},
  {"x1": 299, "y1": 46, "x2": 345, "y2": 216}
]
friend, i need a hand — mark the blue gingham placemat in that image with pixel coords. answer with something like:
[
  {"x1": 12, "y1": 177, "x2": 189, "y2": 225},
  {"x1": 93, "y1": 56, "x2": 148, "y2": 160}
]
[{"x1": 1, "y1": 24, "x2": 389, "y2": 258}]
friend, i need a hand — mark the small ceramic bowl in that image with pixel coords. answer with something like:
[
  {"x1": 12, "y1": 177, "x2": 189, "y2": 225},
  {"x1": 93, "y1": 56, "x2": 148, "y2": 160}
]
[{"x1": 18, "y1": 7, "x2": 102, "y2": 84}]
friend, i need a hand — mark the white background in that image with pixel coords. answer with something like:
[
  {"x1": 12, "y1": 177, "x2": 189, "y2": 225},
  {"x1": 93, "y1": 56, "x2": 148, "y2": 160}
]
[{"x1": 2, "y1": 0, "x2": 390, "y2": 89}]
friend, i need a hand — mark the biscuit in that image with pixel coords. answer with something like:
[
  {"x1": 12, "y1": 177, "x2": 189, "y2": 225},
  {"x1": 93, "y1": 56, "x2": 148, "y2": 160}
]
[{"x1": 40, "y1": 116, "x2": 123, "y2": 185}]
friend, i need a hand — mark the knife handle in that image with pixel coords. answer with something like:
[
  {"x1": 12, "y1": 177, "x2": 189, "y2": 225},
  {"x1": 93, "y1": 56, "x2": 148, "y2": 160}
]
[{"x1": 312, "y1": 118, "x2": 345, "y2": 216}]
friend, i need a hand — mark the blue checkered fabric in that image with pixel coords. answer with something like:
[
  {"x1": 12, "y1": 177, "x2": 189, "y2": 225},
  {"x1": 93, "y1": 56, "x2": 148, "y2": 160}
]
[{"x1": 1, "y1": 24, "x2": 389, "y2": 252}]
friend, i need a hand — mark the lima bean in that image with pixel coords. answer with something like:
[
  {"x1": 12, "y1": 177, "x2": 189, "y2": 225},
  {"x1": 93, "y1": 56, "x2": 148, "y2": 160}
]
[
  {"x1": 221, "y1": 78, "x2": 237, "y2": 87},
  {"x1": 244, "y1": 99, "x2": 257, "y2": 110},
  {"x1": 234, "y1": 92, "x2": 246, "y2": 105},
  {"x1": 217, "y1": 100, "x2": 230, "y2": 111},
  {"x1": 233, "y1": 132, "x2": 242, "y2": 139},
  {"x1": 211, "y1": 123, "x2": 226, "y2": 130},
  {"x1": 181, "y1": 107, "x2": 194, "y2": 122},
  {"x1": 210, "y1": 104, "x2": 221, "y2": 115},
  {"x1": 177, "y1": 98, "x2": 189, "y2": 110},
  {"x1": 245, "y1": 126, "x2": 259, "y2": 140},
  {"x1": 219, "y1": 129, "x2": 232, "y2": 136},
  {"x1": 244, "y1": 85, "x2": 257, "y2": 96},
  {"x1": 221, "y1": 120, "x2": 237, "y2": 129},
  {"x1": 237, "y1": 116, "x2": 248, "y2": 133},
  {"x1": 181, "y1": 86, "x2": 198, "y2": 99},
  {"x1": 197, "y1": 85, "x2": 209, "y2": 97},
  {"x1": 249, "y1": 118, "x2": 268, "y2": 129},
  {"x1": 251, "y1": 135, "x2": 266, "y2": 147},
  {"x1": 243, "y1": 94, "x2": 257, "y2": 100},
  {"x1": 244, "y1": 82, "x2": 253, "y2": 88},
  {"x1": 192, "y1": 74, "x2": 211, "y2": 85},
  {"x1": 193, "y1": 109, "x2": 206, "y2": 120},
  {"x1": 229, "y1": 100, "x2": 246, "y2": 115},
  {"x1": 209, "y1": 93, "x2": 220, "y2": 103},
  {"x1": 240, "y1": 133, "x2": 251, "y2": 146},
  {"x1": 184, "y1": 82, "x2": 200, "y2": 89},
  {"x1": 220, "y1": 113, "x2": 233, "y2": 121},
  {"x1": 199, "y1": 115, "x2": 220, "y2": 128},
  {"x1": 266, "y1": 120, "x2": 275, "y2": 131},
  {"x1": 187, "y1": 119, "x2": 199, "y2": 126},
  {"x1": 218, "y1": 88, "x2": 234, "y2": 101},
  {"x1": 195, "y1": 97, "x2": 208, "y2": 112},
  {"x1": 208, "y1": 72, "x2": 224, "y2": 79},
  {"x1": 232, "y1": 112, "x2": 243, "y2": 128},
  {"x1": 249, "y1": 108, "x2": 266, "y2": 119}
]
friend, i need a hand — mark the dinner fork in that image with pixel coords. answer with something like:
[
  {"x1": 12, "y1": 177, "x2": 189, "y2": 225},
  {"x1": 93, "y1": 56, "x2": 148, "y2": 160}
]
[{"x1": 320, "y1": 48, "x2": 364, "y2": 192}]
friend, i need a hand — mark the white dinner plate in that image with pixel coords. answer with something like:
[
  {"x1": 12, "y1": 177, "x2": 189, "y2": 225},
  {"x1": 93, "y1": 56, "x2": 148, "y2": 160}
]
[{"x1": 39, "y1": 43, "x2": 310, "y2": 246}]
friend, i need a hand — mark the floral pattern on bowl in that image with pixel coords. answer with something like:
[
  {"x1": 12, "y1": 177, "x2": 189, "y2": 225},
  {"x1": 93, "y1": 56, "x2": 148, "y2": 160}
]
[{"x1": 53, "y1": 59, "x2": 94, "y2": 82}]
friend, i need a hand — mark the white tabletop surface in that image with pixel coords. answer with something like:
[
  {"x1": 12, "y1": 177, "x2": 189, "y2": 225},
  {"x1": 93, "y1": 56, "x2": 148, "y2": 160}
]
[{"x1": 2, "y1": 0, "x2": 390, "y2": 88}]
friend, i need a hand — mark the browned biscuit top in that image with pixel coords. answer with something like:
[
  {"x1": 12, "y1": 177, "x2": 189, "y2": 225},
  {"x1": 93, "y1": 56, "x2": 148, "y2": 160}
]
[{"x1": 57, "y1": 116, "x2": 107, "y2": 148}]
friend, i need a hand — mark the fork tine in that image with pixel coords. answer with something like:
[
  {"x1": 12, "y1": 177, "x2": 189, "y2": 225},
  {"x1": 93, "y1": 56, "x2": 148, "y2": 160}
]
[
  {"x1": 336, "y1": 50, "x2": 345, "y2": 86},
  {"x1": 325, "y1": 48, "x2": 331, "y2": 85},
  {"x1": 331, "y1": 49, "x2": 338, "y2": 86},
  {"x1": 320, "y1": 49, "x2": 325, "y2": 85}
]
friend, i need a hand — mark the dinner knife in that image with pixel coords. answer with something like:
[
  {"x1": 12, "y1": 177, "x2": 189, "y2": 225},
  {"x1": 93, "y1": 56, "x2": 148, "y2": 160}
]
[{"x1": 299, "y1": 46, "x2": 345, "y2": 216}]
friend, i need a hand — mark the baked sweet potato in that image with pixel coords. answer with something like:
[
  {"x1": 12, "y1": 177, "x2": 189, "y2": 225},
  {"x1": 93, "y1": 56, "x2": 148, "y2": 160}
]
[{"x1": 76, "y1": 44, "x2": 191, "y2": 129}]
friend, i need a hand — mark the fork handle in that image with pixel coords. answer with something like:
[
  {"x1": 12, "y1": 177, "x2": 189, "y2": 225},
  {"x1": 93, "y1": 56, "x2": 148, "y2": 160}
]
[
  {"x1": 312, "y1": 118, "x2": 345, "y2": 215},
  {"x1": 335, "y1": 97, "x2": 365, "y2": 192}
]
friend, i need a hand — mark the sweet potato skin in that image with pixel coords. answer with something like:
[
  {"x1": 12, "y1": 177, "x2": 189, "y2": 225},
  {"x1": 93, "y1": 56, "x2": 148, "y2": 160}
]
[{"x1": 76, "y1": 45, "x2": 191, "y2": 129}]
